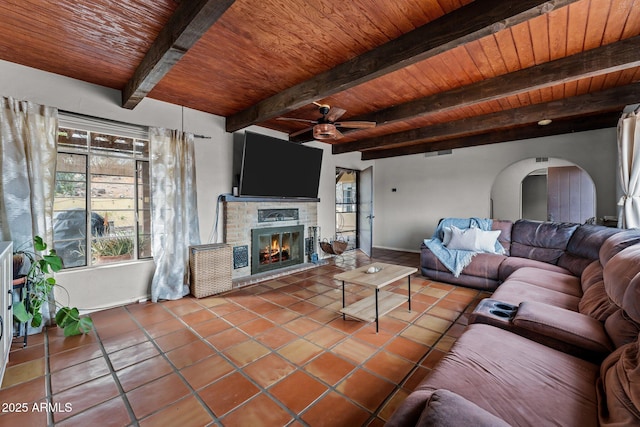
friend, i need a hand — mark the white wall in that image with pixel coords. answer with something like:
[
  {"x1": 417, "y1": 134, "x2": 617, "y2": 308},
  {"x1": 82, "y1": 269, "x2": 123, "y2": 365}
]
[
  {"x1": 0, "y1": 60, "x2": 367, "y2": 310},
  {"x1": 374, "y1": 128, "x2": 618, "y2": 252}
]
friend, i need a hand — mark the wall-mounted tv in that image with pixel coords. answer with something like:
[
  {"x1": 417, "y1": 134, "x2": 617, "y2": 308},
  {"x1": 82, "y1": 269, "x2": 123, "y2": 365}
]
[{"x1": 238, "y1": 131, "x2": 323, "y2": 198}]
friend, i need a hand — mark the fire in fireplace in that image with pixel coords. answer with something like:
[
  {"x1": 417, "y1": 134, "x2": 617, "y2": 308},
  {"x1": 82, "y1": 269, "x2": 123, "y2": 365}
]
[{"x1": 251, "y1": 225, "x2": 304, "y2": 274}]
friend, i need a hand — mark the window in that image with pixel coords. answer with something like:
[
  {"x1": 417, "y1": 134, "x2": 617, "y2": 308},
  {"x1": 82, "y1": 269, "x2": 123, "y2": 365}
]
[{"x1": 53, "y1": 121, "x2": 151, "y2": 268}]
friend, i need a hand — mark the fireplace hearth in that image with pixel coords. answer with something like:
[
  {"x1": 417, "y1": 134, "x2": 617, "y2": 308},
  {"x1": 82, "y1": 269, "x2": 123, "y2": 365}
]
[{"x1": 251, "y1": 225, "x2": 304, "y2": 274}]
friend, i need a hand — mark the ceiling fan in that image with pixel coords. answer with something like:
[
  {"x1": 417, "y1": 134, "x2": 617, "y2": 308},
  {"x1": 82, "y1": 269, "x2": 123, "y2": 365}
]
[{"x1": 276, "y1": 102, "x2": 376, "y2": 140}]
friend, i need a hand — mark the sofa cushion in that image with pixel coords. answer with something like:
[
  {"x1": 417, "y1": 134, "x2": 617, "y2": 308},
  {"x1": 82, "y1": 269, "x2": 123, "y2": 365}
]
[
  {"x1": 603, "y1": 246, "x2": 640, "y2": 310},
  {"x1": 388, "y1": 324, "x2": 599, "y2": 427},
  {"x1": 510, "y1": 219, "x2": 578, "y2": 265},
  {"x1": 421, "y1": 246, "x2": 505, "y2": 283},
  {"x1": 605, "y1": 310, "x2": 640, "y2": 349},
  {"x1": 581, "y1": 260, "x2": 604, "y2": 292},
  {"x1": 416, "y1": 389, "x2": 510, "y2": 427},
  {"x1": 597, "y1": 336, "x2": 640, "y2": 425},
  {"x1": 599, "y1": 229, "x2": 640, "y2": 268},
  {"x1": 506, "y1": 267, "x2": 581, "y2": 297},
  {"x1": 498, "y1": 256, "x2": 571, "y2": 281},
  {"x1": 579, "y1": 281, "x2": 619, "y2": 321},
  {"x1": 558, "y1": 224, "x2": 620, "y2": 276},
  {"x1": 491, "y1": 219, "x2": 513, "y2": 256},
  {"x1": 491, "y1": 279, "x2": 581, "y2": 311}
]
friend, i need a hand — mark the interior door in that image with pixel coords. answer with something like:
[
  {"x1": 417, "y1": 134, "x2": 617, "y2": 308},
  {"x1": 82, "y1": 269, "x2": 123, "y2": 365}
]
[
  {"x1": 358, "y1": 166, "x2": 373, "y2": 257},
  {"x1": 547, "y1": 166, "x2": 596, "y2": 223}
]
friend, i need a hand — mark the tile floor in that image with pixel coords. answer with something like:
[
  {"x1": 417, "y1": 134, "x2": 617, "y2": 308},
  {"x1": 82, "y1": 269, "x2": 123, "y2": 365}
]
[{"x1": 0, "y1": 248, "x2": 489, "y2": 426}]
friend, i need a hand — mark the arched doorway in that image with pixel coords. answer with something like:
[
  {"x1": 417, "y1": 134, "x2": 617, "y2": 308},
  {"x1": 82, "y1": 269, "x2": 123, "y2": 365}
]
[{"x1": 491, "y1": 158, "x2": 596, "y2": 223}]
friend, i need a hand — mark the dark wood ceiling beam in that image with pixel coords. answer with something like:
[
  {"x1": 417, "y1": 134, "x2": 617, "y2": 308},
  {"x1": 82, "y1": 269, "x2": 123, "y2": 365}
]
[
  {"x1": 225, "y1": 0, "x2": 581, "y2": 133},
  {"x1": 333, "y1": 82, "x2": 640, "y2": 154},
  {"x1": 361, "y1": 112, "x2": 621, "y2": 160},
  {"x1": 122, "y1": 0, "x2": 235, "y2": 109},
  {"x1": 291, "y1": 36, "x2": 640, "y2": 143}
]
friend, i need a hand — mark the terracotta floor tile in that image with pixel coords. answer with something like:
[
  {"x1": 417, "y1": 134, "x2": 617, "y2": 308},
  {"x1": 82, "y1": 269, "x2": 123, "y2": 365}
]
[
  {"x1": 269, "y1": 370, "x2": 328, "y2": 414},
  {"x1": 263, "y1": 307, "x2": 300, "y2": 324},
  {"x1": 55, "y1": 396, "x2": 131, "y2": 427},
  {"x1": 364, "y1": 351, "x2": 415, "y2": 384},
  {"x1": 180, "y1": 354, "x2": 236, "y2": 390},
  {"x1": 101, "y1": 328, "x2": 149, "y2": 354},
  {"x1": 306, "y1": 307, "x2": 340, "y2": 324},
  {"x1": 255, "y1": 327, "x2": 298, "y2": 350},
  {"x1": 305, "y1": 327, "x2": 346, "y2": 348},
  {"x1": 139, "y1": 395, "x2": 213, "y2": 427},
  {"x1": 302, "y1": 391, "x2": 370, "y2": 427},
  {"x1": 190, "y1": 317, "x2": 230, "y2": 338},
  {"x1": 47, "y1": 332, "x2": 98, "y2": 355},
  {"x1": 243, "y1": 353, "x2": 296, "y2": 388},
  {"x1": 0, "y1": 399, "x2": 48, "y2": 425},
  {"x1": 208, "y1": 302, "x2": 243, "y2": 316},
  {"x1": 385, "y1": 336, "x2": 430, "y2": 363},
  {"x1": 165, "y1": 339, "x2": 216, "y2": 369},
  {"x1": 288, "y1": 300, "x2": 319, "y2": 315},
  {"x1": 283, "y1": 317, "x2": 323, "y2": 336},
  {"x1": 0, "y1": 376, "x2": 45, "y2": 405},
  {"x1": 109, "y1": 341, "x2": 160, "y2": 371},
  {"x1": 7, "y1": 342, "x2": 44, "y2": 366},
  {"x1": 223, "y1": 340, "x2": 270, "y2": 367},
  {"x1": 143, "y1": 317, "x2": 186, "y2": 339},
  {"x1": 48, "y1": 343, "x2": 103, "y2": 373},
  {"x1": 127, "y1": 305, "x2": 175, "y2": 327},
  {"x1": 327, "y1": 317, "x2": 366, "y2": 334},
  {"x1": 378, "y1": 388, "x2": 410, "y2": 422},
  {"x1": 116, "y1": 355, "x2": 174, "y2": 392},
  {"x1": 2, "y1": 358, "x2": 45, "y2": 388},
  {"x1": 332, "y1": 338, "x2": 378, "y2": 364},
  {"x1": 180, "y1": 308, "x2": 217, "y2": 326},
  {"x1": 305, "y1": 352, "x2": 356, "y2": 386},
  {"x1": 238, "y1": 317, "x2": 276, "y2": 336},
  {"x1": 353, "y1": 326, "x2": 397, "y2": 347},
  {"x1": 222, "y1": 393, "x2": 293, "y2": 426},
  {"x1": 427, "y1": 306, "x2": 460, "y2": 322},
  {"x1": 279, "y1": 339, "x2": 323, "y2": 366},
  {"x1": 337, "y1": 369, "x2": 396, "y2": 412},
  {"x1": 207, "y1": 327, "x2": 250, "y2": 350},
  {"x1": 52, "y1": 374, "x2": 120, "y2": 422},
  {"x1": 51, "y1": 356, "x2": 111, "y2": 394},
  {"x1": 261, "y1": 292, "x2": 301, "y2": 308},
  {"x1": 223, "y1": 309, "x2": 259, "y2": 326},
  {"x1": 126, "y1": 373, "x2": 190, "y2": 419},
  {"x1": 199, "y1": 371, "x2": 260, "y2": 416},
  {"x1": 165, "y1": 300, "x2": 203, "y2": 317},
  {"x1": 249, "y1": 301, "x2": 281, "y2": 315},
  {"x1": 154, "y1": 329, "x2": 199, "y2": 353},
  {"x1": 403, "y1": 366, "x2": 431, "y2": 391},
  {"x1": 400, "y1": 325, "x2": 443, "y2": 346}
]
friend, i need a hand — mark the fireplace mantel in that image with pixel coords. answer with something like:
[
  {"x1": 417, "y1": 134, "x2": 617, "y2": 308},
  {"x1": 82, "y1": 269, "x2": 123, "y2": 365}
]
[{"x1": 222, "y1": 195, "x2": 320, "y2": 203}]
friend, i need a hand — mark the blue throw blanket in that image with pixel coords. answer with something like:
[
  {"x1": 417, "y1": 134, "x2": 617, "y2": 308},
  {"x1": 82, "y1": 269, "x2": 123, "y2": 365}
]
[{"x1": 424, "y1": 218, "x2": 500, "y2": 277}]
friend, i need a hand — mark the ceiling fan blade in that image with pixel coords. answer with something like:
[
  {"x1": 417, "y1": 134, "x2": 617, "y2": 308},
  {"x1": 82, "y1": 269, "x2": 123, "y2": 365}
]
[
  {"x1": 289, "y1": 126, "x2": 314, "y2": 138},
  {"x1": 334, "y1": 129, "x2": 345, "y2": 139},
  {"x1": 334, "y1": 121, "x2": 376, "y2": 129},
  {"x1": 326, "y1": 107, "x2": 347, "y2": 122},
  {"x1": 276, "y1": 117, "x2": 317, "y2": 124}
]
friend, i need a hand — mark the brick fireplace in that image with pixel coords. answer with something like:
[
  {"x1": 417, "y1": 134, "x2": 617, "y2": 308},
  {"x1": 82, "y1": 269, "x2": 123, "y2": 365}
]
[{"x1": 223, "y1": 197, "x2": 318, "y2": 281}]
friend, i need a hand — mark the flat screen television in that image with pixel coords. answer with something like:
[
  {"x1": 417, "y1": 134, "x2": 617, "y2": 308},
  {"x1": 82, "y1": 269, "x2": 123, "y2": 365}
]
[{"x1": 238, "y1": 131, "x2": 323, "y2": 198}]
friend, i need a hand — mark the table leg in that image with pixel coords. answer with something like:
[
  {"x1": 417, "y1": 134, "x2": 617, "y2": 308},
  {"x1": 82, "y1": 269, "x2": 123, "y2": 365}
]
[
  {"x1": 342, "y1": 280, "x2": 345, "y2": 320},
  {"x1": 408, "y1": 275, "x2": 411, "y2": 312},
  {"x1": 375, "y1": 288, "x2": 379, "y2": 333}
]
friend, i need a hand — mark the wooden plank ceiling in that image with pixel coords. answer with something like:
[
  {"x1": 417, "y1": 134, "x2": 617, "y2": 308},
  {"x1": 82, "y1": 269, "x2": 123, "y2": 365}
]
[{"x1": 0, "y1": 0, "x2": 639, "y2": 159}]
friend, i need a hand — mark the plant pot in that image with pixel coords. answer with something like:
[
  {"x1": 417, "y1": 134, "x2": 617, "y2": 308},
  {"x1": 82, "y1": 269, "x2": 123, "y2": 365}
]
[{"x1": 95, "y1": 254, "x2": 133, "y2": 264}]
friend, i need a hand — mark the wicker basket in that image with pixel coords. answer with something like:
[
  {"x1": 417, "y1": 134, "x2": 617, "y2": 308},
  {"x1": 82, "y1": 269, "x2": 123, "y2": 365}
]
[{"x1": 189, "y1": 243, "x2": 232, "y2": 298}]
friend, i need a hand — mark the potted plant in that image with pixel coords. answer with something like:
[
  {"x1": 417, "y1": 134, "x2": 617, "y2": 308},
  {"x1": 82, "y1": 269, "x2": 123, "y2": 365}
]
[
  {"x1": 92, "y1": 233, "x2": 134, "y2": 264},
  {"x1": 13, "y1": 236, "x2": 93, "y2": 336}
]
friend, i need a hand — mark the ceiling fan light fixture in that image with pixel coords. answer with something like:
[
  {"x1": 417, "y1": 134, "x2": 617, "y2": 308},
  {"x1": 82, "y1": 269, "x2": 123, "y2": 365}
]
[
  {"x1": 537, "y1": 119, "x2": 553, "y2": 126},
  {"x1": 313, "y1": 123, "x2": 338, "y2": 140}
]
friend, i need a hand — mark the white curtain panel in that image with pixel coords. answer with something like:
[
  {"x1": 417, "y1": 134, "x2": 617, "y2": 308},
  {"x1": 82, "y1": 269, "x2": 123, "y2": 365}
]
[
  {"x1": 0, "y1": 96, "x2": 58, "y2": 250},
  {"x1": 617, "y1": 111, "x2": 640, "y2": 229},
  {"x1": 149, "y1": 128, "x2": 200, "y2": 302}
]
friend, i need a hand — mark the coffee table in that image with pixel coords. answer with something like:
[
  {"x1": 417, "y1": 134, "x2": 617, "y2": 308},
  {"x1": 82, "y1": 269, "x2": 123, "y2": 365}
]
[{"x1": 334, "y1": 262, "x2": 417, "y2": 332}]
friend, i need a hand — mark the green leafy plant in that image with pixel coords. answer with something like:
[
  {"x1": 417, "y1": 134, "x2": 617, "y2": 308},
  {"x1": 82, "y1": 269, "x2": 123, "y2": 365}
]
[
  {"x1": 92, "y1": 234, "x2": 134, "y2": 257},
  {"x1": 13, "y1": 236, "x2": 93, "y2": 336}
]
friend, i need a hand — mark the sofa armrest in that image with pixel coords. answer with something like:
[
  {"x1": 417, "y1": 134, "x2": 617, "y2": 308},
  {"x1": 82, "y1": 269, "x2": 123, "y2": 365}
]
[{"x1": 513, "y1": 300, "x2": 613, "y2": 355}]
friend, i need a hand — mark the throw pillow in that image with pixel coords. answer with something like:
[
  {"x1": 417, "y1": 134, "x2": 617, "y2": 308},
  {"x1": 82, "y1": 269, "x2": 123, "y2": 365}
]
[
  {"x1": 417, "y1": 389, "x2": 510, "y2": 427},
  {"x1": 442, "y1": 226, "x2": 453, "y2": 246},
  {"x1": 445, "y1": 226, "x2": 502, "y2": 253}
]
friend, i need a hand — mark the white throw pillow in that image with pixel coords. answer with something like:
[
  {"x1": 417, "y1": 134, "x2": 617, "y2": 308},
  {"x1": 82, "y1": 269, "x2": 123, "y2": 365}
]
[
  {"x1": 445, "y1": 226, "x2": 501, "y2": 253},
  {"x1": 442, "y1": 226, "x2": 453, "y2": 246}
]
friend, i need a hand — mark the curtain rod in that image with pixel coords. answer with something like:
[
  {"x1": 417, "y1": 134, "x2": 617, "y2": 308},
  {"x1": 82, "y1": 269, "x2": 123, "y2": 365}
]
[{"x1": 60, "y1": 109, "x2": 212, "y2": 139}]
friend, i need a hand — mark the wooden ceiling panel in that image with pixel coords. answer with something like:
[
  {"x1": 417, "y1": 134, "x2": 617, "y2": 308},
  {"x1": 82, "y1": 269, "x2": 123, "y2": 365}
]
[
  {"x1": 0, "y1": 0, "x2": 177, "y2": 89},
  {"x1": 0, "y1": 0, "x2": 638, "y2": 158}
]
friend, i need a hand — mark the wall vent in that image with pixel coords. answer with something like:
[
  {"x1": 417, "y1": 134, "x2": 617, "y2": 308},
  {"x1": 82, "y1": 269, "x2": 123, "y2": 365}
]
[
  {"x1": 536, "y1": 157, "x2": 549, "y2": 163},
  {"x1": 425, "y1": 149, "x2": 453, "y2": 158}
]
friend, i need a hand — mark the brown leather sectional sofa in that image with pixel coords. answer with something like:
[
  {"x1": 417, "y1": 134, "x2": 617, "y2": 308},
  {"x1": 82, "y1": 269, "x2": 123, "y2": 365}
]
[{"x1": 386, "y1": 219, "x2": 640, "y2": 426}]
